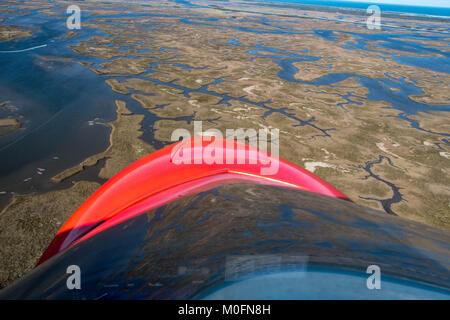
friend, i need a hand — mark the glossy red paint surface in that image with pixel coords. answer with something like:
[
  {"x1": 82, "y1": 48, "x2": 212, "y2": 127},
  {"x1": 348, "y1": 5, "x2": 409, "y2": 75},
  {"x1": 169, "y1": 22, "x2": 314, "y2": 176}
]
[{"x1": 37, "y1": 137, "x2": 349, "y2": 265}]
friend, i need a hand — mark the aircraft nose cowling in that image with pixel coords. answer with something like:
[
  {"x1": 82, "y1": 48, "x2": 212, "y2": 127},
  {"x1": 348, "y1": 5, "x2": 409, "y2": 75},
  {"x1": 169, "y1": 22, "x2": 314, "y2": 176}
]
[{"x1": 37, "y1": 137, "x2": 349, "y2": 265}]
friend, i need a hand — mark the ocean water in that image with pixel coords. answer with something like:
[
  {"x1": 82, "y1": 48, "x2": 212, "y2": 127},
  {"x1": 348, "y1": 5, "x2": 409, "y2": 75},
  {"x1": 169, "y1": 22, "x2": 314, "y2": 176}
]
[{"x1": 254, "y1": 0, "x2": 450, "y2": 18}]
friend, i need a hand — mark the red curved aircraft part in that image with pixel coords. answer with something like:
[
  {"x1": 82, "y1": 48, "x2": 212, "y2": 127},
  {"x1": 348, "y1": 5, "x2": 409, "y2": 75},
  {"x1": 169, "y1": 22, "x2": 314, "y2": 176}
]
[{"x1": 37, "y1": 137, "x2": 349, "y2": 265}]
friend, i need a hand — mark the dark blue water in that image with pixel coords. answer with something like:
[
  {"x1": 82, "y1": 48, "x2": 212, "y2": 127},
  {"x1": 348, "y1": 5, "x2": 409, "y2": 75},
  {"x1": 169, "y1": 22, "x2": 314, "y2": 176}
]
[{"x1": 0, "y1": 8, "x2": 120, "y2": 197}]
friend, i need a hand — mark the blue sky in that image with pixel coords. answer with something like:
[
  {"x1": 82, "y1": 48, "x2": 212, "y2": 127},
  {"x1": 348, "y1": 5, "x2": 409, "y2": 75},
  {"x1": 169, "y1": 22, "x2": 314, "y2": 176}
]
[{"x1": 337, "y1": 0, "x2": 450, "y2": 7}]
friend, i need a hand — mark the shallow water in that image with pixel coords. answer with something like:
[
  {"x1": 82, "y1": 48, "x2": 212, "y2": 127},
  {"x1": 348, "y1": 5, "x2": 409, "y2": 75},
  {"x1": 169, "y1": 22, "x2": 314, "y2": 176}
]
[{"x1": 0, "y1": 9, "x2": 121, "y2": 198}]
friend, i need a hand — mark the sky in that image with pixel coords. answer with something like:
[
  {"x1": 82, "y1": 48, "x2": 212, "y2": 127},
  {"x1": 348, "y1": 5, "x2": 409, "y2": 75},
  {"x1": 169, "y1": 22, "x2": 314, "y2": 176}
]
[{"x1": 335, "y1": 0, "x2": 450, "y2": 8}]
